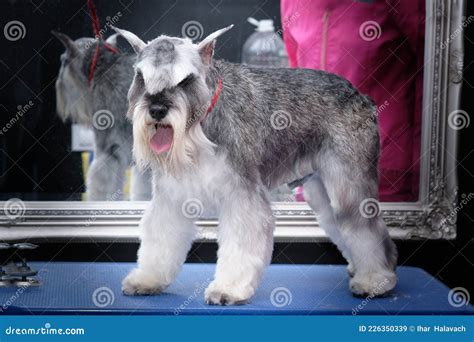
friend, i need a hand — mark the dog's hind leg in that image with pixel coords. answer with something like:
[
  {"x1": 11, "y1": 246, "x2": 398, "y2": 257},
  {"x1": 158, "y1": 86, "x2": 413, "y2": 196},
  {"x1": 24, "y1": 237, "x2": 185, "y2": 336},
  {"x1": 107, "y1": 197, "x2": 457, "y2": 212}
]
[
  {"x1": 122, "y1": 189, "x2": 196, "y2": 295},
  {"x1": 303, "y1": 173, "x2": 355, "y2": 276},
  {"x1": 318, "y1": 154, "x2": 397, "y2": 297},
  {"x1": 86, "y1": 151, "x2": 126, "y2": 201},
  {"x1": 205, "y1": 185, "x2": 274, "y2": 305}
]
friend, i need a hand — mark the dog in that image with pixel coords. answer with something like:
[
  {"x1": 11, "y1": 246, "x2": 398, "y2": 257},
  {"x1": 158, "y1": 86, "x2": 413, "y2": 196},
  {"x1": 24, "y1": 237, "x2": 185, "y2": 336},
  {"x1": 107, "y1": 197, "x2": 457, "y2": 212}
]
[
  {"x1": 53, "y1": 32, "x2": 151, "y2": 201},
  {"x1": 113, "y1": 25, "x2": 398, "y2": 305}
]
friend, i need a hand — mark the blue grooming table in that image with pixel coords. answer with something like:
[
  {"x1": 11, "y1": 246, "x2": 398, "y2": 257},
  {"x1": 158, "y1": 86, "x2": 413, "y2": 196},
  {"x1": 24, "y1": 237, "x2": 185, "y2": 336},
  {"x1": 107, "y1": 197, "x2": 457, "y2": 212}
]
[{"x1": 0, "y1": 262, "x2": 472, "y2": 315}]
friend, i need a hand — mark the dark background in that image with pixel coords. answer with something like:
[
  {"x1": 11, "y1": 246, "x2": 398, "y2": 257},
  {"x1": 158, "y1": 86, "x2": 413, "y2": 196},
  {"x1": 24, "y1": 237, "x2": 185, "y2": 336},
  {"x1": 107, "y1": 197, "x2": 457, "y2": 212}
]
[{"x1": 0, "y1": 0, "x2": 472, "y2": 304}]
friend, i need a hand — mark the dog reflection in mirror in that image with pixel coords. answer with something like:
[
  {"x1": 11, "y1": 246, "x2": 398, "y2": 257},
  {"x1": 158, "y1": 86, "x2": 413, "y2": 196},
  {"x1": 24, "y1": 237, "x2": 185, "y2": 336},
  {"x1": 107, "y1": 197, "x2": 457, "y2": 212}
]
[
  {"x1": 53, "y1": 32, "x2": 151, "y2": 201},
  {"x1": 114, "y1": 25, "x2": 398, "y2": 305}
]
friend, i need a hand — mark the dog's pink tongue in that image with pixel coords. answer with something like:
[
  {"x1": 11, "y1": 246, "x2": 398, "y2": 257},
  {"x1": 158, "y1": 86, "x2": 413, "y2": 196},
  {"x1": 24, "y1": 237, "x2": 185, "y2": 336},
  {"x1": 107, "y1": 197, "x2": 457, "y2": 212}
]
[{"x1": 150, "y1": 126, "x2": 173, "y2": 154}]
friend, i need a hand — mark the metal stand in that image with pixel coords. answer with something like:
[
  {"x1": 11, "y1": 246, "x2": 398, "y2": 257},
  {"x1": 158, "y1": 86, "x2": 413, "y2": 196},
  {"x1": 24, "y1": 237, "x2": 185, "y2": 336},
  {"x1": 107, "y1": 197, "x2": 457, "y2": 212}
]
[{"x1": 0, "y1": 243, "x2": 41, "y2": 287}]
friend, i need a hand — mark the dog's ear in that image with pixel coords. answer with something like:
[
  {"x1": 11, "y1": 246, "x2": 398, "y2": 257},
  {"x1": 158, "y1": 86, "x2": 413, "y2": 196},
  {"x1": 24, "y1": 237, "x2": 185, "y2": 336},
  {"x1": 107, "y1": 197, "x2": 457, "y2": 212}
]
[
  {"x1": 105, "y1": 33, "x2": 119, "y2": 47},
  {"x1": 111, "y1": 26, "x2": 146, "y2": 54},
  {"x1": 51, "y1": 31, "x2": 80, "y2": 57},
  {"x1": 198, "y1": 25, "x2": 233, "y2": 65}
]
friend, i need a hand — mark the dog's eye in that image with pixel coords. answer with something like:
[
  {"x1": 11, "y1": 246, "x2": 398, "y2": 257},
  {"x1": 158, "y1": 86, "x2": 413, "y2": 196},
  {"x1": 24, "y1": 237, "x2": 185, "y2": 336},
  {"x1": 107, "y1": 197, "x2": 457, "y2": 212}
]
[{"x1": 177, "y1": 74, "x2": 194, "y2": 88}]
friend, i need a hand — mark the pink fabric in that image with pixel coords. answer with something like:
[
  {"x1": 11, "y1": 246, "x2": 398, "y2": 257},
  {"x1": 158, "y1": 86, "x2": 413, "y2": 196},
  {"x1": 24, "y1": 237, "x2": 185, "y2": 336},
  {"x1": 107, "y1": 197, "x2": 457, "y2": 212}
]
[{"x1": 281, "y1": 0, "x2": 424, "y2": 201}]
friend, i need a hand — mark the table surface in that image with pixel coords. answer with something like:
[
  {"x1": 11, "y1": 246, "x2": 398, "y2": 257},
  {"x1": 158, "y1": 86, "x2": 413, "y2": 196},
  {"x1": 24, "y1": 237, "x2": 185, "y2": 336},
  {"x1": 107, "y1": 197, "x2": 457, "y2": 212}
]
[{"x1": 0, "y1": 262, "x2": 472, "y2": 315}]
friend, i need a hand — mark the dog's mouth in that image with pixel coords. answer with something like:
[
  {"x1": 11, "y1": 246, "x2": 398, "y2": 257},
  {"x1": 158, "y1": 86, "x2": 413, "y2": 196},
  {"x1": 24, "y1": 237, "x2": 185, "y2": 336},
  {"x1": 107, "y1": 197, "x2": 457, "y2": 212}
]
[{"x1": 150, "y1": 123, "x2": 174, "y2": 155}]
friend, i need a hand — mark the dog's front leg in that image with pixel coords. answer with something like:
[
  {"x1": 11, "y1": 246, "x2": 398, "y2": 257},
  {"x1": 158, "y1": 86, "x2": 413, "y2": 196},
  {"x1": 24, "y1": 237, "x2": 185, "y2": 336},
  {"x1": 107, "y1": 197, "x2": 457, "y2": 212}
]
[
  {"x1": 130, "y1": 166, "x2": 152, "y2": 201},
  {"x1": 122, "y1": 193, "x2": 196, "y2": 295},
  {"x1": 205, "y1": 188, "x2": 275, "y2": 305}
]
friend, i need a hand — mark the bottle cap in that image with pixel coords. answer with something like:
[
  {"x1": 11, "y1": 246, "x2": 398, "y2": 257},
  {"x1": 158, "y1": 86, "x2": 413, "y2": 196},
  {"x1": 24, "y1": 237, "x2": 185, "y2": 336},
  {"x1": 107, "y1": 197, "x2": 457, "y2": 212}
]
[{"x1": 247, "y1": 17, "x2": 275, "y2": 32}]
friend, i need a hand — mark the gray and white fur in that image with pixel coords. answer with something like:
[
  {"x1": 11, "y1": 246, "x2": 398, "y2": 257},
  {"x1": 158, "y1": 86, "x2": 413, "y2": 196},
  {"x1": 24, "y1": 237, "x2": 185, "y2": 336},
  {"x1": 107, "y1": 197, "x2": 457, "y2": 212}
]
[
  {"x1": 114, "y1": 25, "x2": 398, "y2": 304},
  {"x1": 53, "y1": 32, "x2": 151, "y2": 200}
]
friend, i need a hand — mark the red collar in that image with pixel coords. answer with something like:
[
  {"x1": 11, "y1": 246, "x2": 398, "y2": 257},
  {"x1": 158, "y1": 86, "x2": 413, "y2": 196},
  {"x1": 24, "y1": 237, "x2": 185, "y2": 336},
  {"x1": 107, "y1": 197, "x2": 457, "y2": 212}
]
[{"x1": 198, "y1": 78, "x2": 223, "y2": 123}]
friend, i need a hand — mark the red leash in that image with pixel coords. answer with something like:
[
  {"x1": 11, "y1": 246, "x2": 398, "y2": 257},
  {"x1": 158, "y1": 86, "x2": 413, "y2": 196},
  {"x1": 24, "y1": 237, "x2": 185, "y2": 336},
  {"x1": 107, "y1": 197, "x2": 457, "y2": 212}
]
[{"x1": 87, "y1": 0, "x2": 118, "y2": 86}]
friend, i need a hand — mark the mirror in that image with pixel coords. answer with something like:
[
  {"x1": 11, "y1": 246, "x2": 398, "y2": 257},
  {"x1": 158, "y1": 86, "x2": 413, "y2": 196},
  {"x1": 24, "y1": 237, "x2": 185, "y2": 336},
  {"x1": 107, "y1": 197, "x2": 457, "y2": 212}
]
[
  {"x1": 0, "y1": 0, "x2": 461, "y2": 242},
  {"x1": 0, "y1": 0, "x2": 424, "y2": 203}
]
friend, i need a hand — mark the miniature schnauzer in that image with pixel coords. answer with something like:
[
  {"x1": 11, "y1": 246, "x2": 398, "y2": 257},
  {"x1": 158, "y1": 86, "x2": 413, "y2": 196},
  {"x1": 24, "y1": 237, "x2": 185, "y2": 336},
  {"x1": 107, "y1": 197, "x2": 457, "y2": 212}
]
[
  {"x1": 114, "y1": 25, "x2": 398, "y2": 304},
  {"x1": 53, "y1": 32, "x2": 151, "y2": 200}
]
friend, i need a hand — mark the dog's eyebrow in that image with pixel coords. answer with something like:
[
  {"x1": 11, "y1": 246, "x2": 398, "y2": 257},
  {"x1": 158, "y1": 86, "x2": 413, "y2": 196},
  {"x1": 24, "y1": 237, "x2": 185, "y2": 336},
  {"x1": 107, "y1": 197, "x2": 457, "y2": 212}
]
[{"x1": 176, "y1": 74, "x2": 195, "y2": 88}]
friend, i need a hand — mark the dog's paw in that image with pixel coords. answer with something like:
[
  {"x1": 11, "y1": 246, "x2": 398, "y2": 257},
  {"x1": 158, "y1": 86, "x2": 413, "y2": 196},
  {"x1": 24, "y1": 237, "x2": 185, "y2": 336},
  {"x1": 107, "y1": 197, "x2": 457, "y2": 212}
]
[
  {"x1": 122, "y1": 268, "x2": 166, "y2": 296},
  {"x1": 350, "y1": 270, "x2": 397, "y2": 297},
  {"x1": 204, "y1": 281, "x2": 253, "y2": 305},
  {"x1": 347, "y1": 262, "x2": 356, "y2": 278}
]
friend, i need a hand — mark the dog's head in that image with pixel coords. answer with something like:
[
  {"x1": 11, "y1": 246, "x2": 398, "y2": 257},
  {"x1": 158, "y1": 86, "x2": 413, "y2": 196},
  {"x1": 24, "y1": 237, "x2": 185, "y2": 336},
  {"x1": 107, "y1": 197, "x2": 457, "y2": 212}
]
[
  {"x1": 52, "y1": 31, "x2": 118, "y2": 123},
  {"x1": 113, "y1": 25, "x2": 233, "y2": 174}
]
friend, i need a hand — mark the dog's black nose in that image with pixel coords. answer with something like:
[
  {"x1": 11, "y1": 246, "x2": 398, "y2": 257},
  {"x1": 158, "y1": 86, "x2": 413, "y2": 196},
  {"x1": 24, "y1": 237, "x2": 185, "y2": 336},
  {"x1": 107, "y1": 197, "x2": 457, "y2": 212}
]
[{"x1": 149, "y1": 103, "x2": 168, "y2": 121}]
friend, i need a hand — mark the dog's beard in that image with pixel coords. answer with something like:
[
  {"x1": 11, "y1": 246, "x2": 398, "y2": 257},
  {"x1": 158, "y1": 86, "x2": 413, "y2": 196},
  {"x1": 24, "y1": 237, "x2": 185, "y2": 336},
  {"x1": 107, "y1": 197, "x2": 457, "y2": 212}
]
[{"x1": 132, "y1": 91, "x2": 216, "y2": 176}]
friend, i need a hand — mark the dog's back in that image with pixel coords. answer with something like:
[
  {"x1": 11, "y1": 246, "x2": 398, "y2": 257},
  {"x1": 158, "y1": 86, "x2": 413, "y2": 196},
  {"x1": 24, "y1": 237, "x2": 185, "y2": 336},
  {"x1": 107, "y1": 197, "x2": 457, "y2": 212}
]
[{"x1": 205, "y1": 60, "x2": 379, "y2": 188}]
